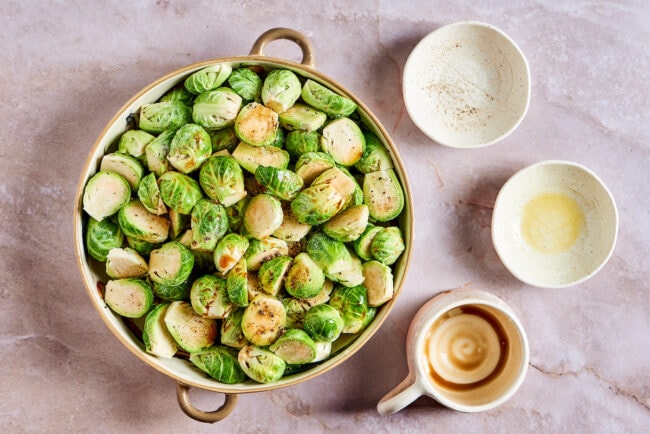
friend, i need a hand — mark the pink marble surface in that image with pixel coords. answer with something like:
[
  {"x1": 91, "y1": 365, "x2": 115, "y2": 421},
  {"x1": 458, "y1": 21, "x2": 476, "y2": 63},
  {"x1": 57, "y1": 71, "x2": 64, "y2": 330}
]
[{"x1": 1, "y1": 1, "x2": 648, "y2": 432}]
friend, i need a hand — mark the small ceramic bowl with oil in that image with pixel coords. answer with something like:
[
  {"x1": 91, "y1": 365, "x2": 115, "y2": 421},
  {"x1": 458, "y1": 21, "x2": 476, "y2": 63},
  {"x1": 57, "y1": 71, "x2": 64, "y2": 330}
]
[{"x1": 491, "y1": 160, "x2": 618, "y2": 288}]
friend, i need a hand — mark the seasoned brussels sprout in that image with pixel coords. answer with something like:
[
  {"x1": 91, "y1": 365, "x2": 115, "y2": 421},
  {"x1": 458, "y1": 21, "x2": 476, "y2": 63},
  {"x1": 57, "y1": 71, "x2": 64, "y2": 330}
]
[
  {"x1": 320, "y1": 117, "x2": 365, "y2": 166},
  {"x1": 225, "y1": 195, "x2": 249, "y2": 232},
  {"x1": 139, "y1": 101, "x2": 192, "y2": 134},
  {"x1": 190, "y1": 274, "x2": 235, "y2": 319},
  {"x1": 220, "y1": 307, "x2": 247, "y2": 349},
  {"x1": 258, "y1": 255, "x2": 292, "y2": 296},
  {"x1": 142, "y1": 303, "x2": 178, "y2": 358},
  {"x1": 199, "y1": 155, "x2": 246, "y2": 207},
  {"x1": 148, "y1": 241, "x2": 194, "y2": 287},
  {"x1": 85, "y1": 217, "x2": 124, "y2": 262},
  {"x1": 290, "y1": 183, "x2": 345, "y2": 226},
  {"x1": 126, "y1": 236, "x2": 159, "y2": 257},
  {"x1": 272, "y1": 201, "x2": 311, "y2": 242},
  {"x1": 190, "y1": 199, "x2": 228, "y2": 252},
  {"x1": 137, "y1": 172, "x2": 167, "y2": 216},
  {"x1": 362, "y1": 260, "x2": 394, "y2": 307},
  {"x1": 153, "y1": 279, "x2": 191, "y2": 301},
  {"x1": 168, "y1": 208, "x2": 189, "y2": 240},
  {"x1": 301, "y1": 79, "x2": 357, "y2": 118},
  {"x1": 285, "y1": 131, "x2": 321, "y2": 159},
  {"x1": 354, "y1": 132, "x2": 394, "y2": 173},
  {"x1": 105, "y1": 247, "x2": 148, "y2": 279},
  {"x1": 118, "y1": 200, "x2": 170, "y2": 244},
  {"x1": 100, "y1": 152, "x2": 145, "y2": 191},
  {"x1": 312, "y1": 341, "x2": 333, "y2": 362},
  {"x1": 294, "y1": 152, "x2": 336, "y2": 186},
  {"x1": 184, "y1": 63, "x2": 233, "y2": 95},
  {"x1": 159, "y1": 171, "x2": 203, "y2": 214},
  {"x1": 209, "y1": 127, "x2": 239, "y2": 153},
  {"x1": 303, "y1": 304, "x2": 344, "y2": 342},
  {"x1": 228, "y1": 67, "x2": 262, "y2": 101},
  {"x1": 238, "y1": 344, "x2": 286, "y2": 383},
  {"x1": 323, "y1": 204, "x2": 369, "y2": 242},
  {"x1": 164, "y1": 300, "x2": 217, "y2": 353},
  {"x1": 226, "y1": 256, "x2": 248, "y2": 307},
  {"x1": 311, "y1": 167, "x2": 357, "y2": 207},
  {"x1": 83, "y1": 171, "x2": 131, "y2": 221},
  {"x1": 167, "y1": 123, "x2": 212, "y2": 174},
  {"x1": 145, "y1": 129, "x2": 175, "y2": 177},
  {"x1": 117, "y1": 129, "x2": 155, "y2": 160},
  {"x1": 305, "y1": 232, "x2": 352, "y2": 278},
  {"x1": 159, "y1": 83, "x2": 195, "y2": 106},
  {"x1": 245, "y1": 237, "x2": 288, "y2": 271},
  {"x1": 370, "y1": 226, "x2": 406, "y2": 265},
  {"x1": 254, "y1": 166, "x2": 304, "y2": 201},
  {"x1": 104, "y1": 278, "x2": 153, "y2": 319},
  {"x1": 246, "y1": 271, "x2": 266, "y2": 301},
  {"x1": 278, "y1": 103, "x2": 327, "y2": 132},
  {"x1": 328, "y1": 250, "x2": 365, "y2": 288},
  {"x1": 353, "y1": 224, "x2": 382, "y2": 261},
  {"x1": 261, "y1": 69, "x2": 301, "y2": 113},
  {"x1": 213, "y1": 233, "x2": 249, "y2": 274},
  {"x1": 234, "y1": 102, "x2": 279, "y2": 147},
  {"x1": 232, "y1": 141, "x2": 290, "y2": 174},
  {"x1": 363, "y1": 169, "x2": 405, "y2": 222},
  {"x1": 190, "y1": 346, "x2": 246, "y2": 384},
  {"x1": 241, "y1": 295, "x2": 286, "y2": 346},
  {"x1": 269, "y1": 329, "x2": 317, "y2": 364},
  {"x1": 285, "y1": 253, "x2": 325, "y2": 299},
  {"x1": 304, "y1": 279, "x2": 334, "y2": 307},
  {"x1": 243, "y1": 193, "x2": 283, "y2": 240},
  {"x1": 282, "y1": 297, "x2": 312, "y2": 329},
  {"x1": 192, "y1": 87, "x2": 242, "y2": 130},
  {"x1": 329, "y1": 285, "x2": 371, "y2": 334}
]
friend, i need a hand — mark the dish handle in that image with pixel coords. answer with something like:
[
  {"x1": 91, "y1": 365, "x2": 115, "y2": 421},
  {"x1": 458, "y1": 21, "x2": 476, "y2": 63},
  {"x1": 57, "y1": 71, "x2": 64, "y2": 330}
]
[
  {"x1": 249, "y1": 27, "x2": 315, "y2": 68},
  {"x1": 176, "y1": 382, "x2": 239, "y2": 423}
]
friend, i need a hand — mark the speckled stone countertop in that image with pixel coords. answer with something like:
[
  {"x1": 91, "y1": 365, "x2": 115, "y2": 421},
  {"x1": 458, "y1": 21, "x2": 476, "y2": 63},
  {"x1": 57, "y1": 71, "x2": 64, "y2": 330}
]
[{"x1": 1, "y1": 1, "x2": 648, "y2": 432}]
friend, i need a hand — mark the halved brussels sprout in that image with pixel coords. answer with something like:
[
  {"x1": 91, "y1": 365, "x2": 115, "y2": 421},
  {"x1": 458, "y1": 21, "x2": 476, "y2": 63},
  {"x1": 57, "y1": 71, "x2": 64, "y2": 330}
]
[
  {"x1": 304, "y1": 279, "x2": 334, "y2": 307},
  {"x1": 153, "y1": 279, "x2": 191, "y2": 301},
  {"x1": 104, "y1": 278, "x2": 153, "y2": 319},
  {"x1": 220, "y1": 307, "x2": 248, "y2": 349},
  {"x1": 199, "y1": 155, "x2": 247, "y2": 207},
  {"x1": 258, "y1": 255, "x2": 293, "y2": 296},
  {"x1": 282, "y1": 297, "x2": 312, "y2": 329},
  {"x1": 278, "y1": 103, "x2": 327, "y2": 132},
  {"x1": 167, "y1": 123, "x2": 212, "y2": 174},
  {"x1": 329, "y1": 285, "x2": 371, "y2": 334},
  {"x1": 82, "y1": 171, "x2": 131, "y2": 221},
  {"x1": 168, "y1": 208, "x2": 189, "y2": 240},
  {"x1": 312, "y1": 341, "x2": 333, "y2": 362},
  {"x1": 209, "y1": 127, "x2": 239, "y2": 153},
  {"x1": 303, "y1": 304, "x2": 344, "y2": 342},
  {"x1": 261, "y1": 69, "x2": 301, "y2": 113},
  {"x1": 290, "y1": 183, "x2": 345, "y2": 226},
  {"x1": 320, "y1": 117, "x2": 365, "y2": 166},
  {"x1": 232, "y1": 141, "x2": 290, "y2": 174},
  {"x1": 363, "y1": 169, "x2": 405, "y2": 222},
  {"x1": 353, "y1": 224, "x2": 382, "y2": 261},
  {"x1": 305, "y1": 232, "x2": 352, "y2": 278},
  {"x1": 301, "y1": 79, "x2": 357, "y2": 118},
  {"x1": 255, "y1": 166, "x2": 304, "y2": 201},
  {"x1": 105, "y1": 247, "x2": 148, "y2": 279},
  {"x1": 190, "y1": 274, "x2": 235, "y2": 319},
  {"x1": 192, "y1": 87, "x2": 242, "y2": 130},
  {"x1": 228, "y1": 67, "x2": 263, "y2": 101},
  {"x1": 311, "y1": 167, "x2": 357, "y2": 207},
  {"x1": 213, "y1": 233, "x2": 250, "y2": 274},
  {"x1": 294, "y1": 152, "x2": 336, "y2": 186},
  {"x1": 164, "y1": 300, "x2": 217, "y2": 353},
  {"x1": 85, "y1": 217, "x2": 124, "y2": 262},
  {"x1": 354, "y1": 132, "x2": 394, "y2": 174},
  {"x1": 226, "y1": 256, "x2": 248, "y2": 307},
  {"x1": 238, "y1": 344, "x2": 286, "y2": 383},
  {"x1": 234, "y1": 102, "x2": 279, "y2": 147},
  {"x1": 241, "y1": 295, "x2": 286, "y2": 346},
  {"x1": 148, "y1": 241, "x2": 194, "y2": 287},
  {"x1": 142, "y1": 303, "x2": 178, "y2": 358},
  {"x1": 117, "y1": 129, "x2": 155, "y2": 160},
  {"x1": 126, "y1": 236, "x2": 159, "y2": 257},
  {"x1": 284, "y1": 253, "x2": 325, "y2": 299},
  {"x1": 190, "y1": 199, "x2": 228, "y2": 252},
  {"x1": 370, "y1": 226, "x2": 406, "y2": 265},
  {"x1": 323, "y1": 204, "x2": 369, "y2": 242},
  {"x1": 159, "y1": 171, "x2": 203, "y2": 214},
  {"x1": 145, "y1": 129, "x2": 175, "y2": 177},
  {"x1": 225, "y1": 195, "x2": 249, "y2": 232},
  {"x1": 118, "y1": 200, "x2": 170, "y2": 244},
  {"x1": 159, "y1": 83, "x2": 195, "y2": 106},
  {"x1": 243, "y1": 193, "x2": 283, "y2": 240},
  {"x1": 184, "y1": 63, "x2": 233, "y2": 95},
  {"x1": 362, "y1": 260, "x2": 394, "y2": 307},
  {"x1": 100, "y1": 152, "x2": 145, "y2": 191},
  {"x1": 272, "y1": 201, "x2": 311, "y2": 242},
  {"x1": 246, "y1": 272, "x2": 265, "y2": 301},
  {"x1": 137, "y1": 172, "x2": 167, "y2": 216},
  {"x1": 328, "y1": 250, "x2": 365, "y2": 288},
  {"x1": 269, "y1": 328, "x2": 317, "y2": 364},
  {"x1": 285, "y1": 131, "x2": 321, "y2": 159},
  {"x1": 190, "y1": 345, "x2": 246, "y2": 384},
  {"x1": 244, "y1": 237, "x2": 289, "y2": 272},
  {"x1": 139, "y1": 101, "x2": 192, "y2": 134}
]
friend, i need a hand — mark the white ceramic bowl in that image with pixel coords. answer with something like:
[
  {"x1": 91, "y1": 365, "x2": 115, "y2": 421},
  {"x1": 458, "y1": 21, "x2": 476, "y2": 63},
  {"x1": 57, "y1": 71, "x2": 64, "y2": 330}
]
[
  {"x1": 402, "y1": 21, "x2": 530, "y2": 148},
  {"x1": 491, "y1": 160, "x2": 618, "y2": 288}
]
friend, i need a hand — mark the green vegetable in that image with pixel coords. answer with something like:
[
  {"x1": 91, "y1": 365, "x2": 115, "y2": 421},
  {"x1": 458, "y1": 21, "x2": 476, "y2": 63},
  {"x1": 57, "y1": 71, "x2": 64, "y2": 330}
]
[
  {"x1": 137, "y1": 172, "x2": 167, "y2": 216},
  {"x1": 142, "y1": 303, "x2": 178, "y2": 358},
  {"x1": 234, "y1": 102, "x2": 279, "y2": 147},
  {"x1": 354, "y1": 132, "x2": 394, "y2": 173},
  {"x1": 329, "y1": 285, "x2": 371, "y2": 334},
  {"x1": 258, "y1": 255, "x2": 292, "y2": 296},
  {"x1": 241, "y1": 295, "x2": 286, "y2": 346},
  {"x1": 199, "y1": 155, "x2": 247, "y2": 207},
  {"x1": 118, "y1": 200, "x2": 170, "y2": 244},
  {"x1": 214, "y1": 233, "x2": 250, "y2": 274},
  {"x1": 192, "y1": 87, "x2": 242, "y2": 130},
  {"x1": 117, "y1": 129, "x2": 155, "y2": 160},
  {"x1": 164, "y1": 300, "x2": 217, "y2": 353},
  {"x1": 228, "y1": 67, "x2": 262, "y2": 101},
  {"x1": 254, "y1": 166, "x2": 304, "y2": 201},
  {"x1": 85, "y1": 217, "x2": 124, "y2": 262},
  {"x1": 243, "y1": 193, "x2": 283, "y2": 240},
  {"x1": 82, "y1": 171, "x2": 131, "y2": 221},
  {"x1": 285, "y1": 253, "x2": 325, "y2": 299},
  {"x1": 220, "y1": 308, "x2": 247, "y2": 349},
  {"x1": 244, "y1": 237, "x2": 289, "y2": 272},
  {"x1": 105, "y1": 247, "x2": 148, "y2": 279},
  {"x1": 139, "y1": 101, "x2": 192, "y2": 134},
  {"x1": 269, "y1": 329, "x2": 317, "y2": 364},
  {"x1": 190, "y1": 274, "x2": 235, "y2": 319},
  {"x1": 238, "y1": 344, "x2": 286, "y2": 383},
  {"x1": 159, "y1": 171, "x2": 203, "y2": 214},
  {"x1": 226, "y1": 256, "x2": 248, "y2": 307},
  {"x1": 190, "y1": 346, "x2": 246, "y2": 384},
  {"x1": 323, "y1": 204, "x2": 369, "y2": 242},
  {"x1": 190, "y1": 199, "x2": 228, "y2": 252},
  {"x1": 100, "y1": 152, "x2": 145, "y2": 191},
  {"x1": 285, "y1": 131, "x2": 321, "y2": 159},
  {"x1": 303, "y1": 304, "x2": 344, "y2": 342},
  {"x1": 370, "y1": 226, "x2": 406, "y2": 265},
  {"x1": 232, "y1": 141, "x2": 290, "y2": 174},
  {"x1": 148, "y1": 241, "x2": 194, "y2": 287},
  {"x1": 145, "y1": 129, "x2": 175, "y2": 177},
  {"x1": 167, "y1": 123, "x2": 212, "y2": 174},
  {"x1": 363, "y1": 169, "x2": 405, "y2": 222},
  {"x1": 320, "y1": 117, "x2": 365, "y2": 166},
  {"x1": 261, "y1": 69, "x2": 301, "y2": 113},
  {"x1": 278, "y1": 103, "x2": 327, "y2": 132},
  {"x1": 301, "y1": 79, "x2": 357, "y2": 118},
  {"x1": 104, "y1": 278, "x2": 153, "y2": 319},
  {"x1": 184, "y1": 63, "x2": 233, "y2": 95}
]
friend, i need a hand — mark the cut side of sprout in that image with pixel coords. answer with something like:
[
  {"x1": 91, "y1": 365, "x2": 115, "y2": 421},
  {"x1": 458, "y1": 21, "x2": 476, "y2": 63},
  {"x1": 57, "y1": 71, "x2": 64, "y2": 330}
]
[
  {"x1": 142, "y1": 303, "x2": 178, "y2": 358},
  {"x1": 118, "y1": 200, "x2": 170, "y2": 244},
  {"x1": 100, "y1": 153, "x2": 145, "y2": 191},
  {"x1": 234, "y1": 102, "x2": 279, "y2": 147},
  {"x1": 82, "y1": 171, "x2": 131, "y2": 222},
  {"x1": 164, "y1": 301, "x2": 217, "y2": 353},
  {"x1": 363, "y1": 169, "x2": 405, "y2": 222},
  {"x1": 320, "y1": 117, "x2": 365, "y2": 166},
  {"x1": 362, "y1": 260, "x2": 394, "y2": 307},
  {"x1": 241, "y1": 295, "x2": 286, "y2": 346},
  {"x1": 104, "y1": 278, "x2": 154, "y2": 319},
  {"x1": 105, "y1": 247, "x2": 148, "y2": 279}
]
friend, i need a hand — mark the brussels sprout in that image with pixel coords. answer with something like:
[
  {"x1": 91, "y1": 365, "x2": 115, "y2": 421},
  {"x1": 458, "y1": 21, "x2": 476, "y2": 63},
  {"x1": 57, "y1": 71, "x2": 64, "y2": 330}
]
[
  {"x1": 285, "y1": 131, "x2": 321, "y2": 159},
  {"x1": 159, "y1": 83, "x2": 195, "y2": 106},
  {"x1": 220, "y1": 308, "x2": 248, "y2": 349},
  {"x1": 145, "y1": 129, "x2": 175, "y2": 177},
  {"x1": 304, "y1": 279, "x2": 334, "y2": 307},
  {"x1": 254, "y1": 166, "x2": 304, "y2": 201},
  {"x1": 241, "y1": 295, "x2": 286, "y2": 346},
  {"x1": 190, "y1": 346, "x2": 246, "y2": 384},
  {"x1": 228, "y1": 67, "x2": 263, "y2": 101},
  {"x1": 148, "y1": 241, "x2": 194, "y2": 287},
  {"x1": 305, "y1": 233, "x2": 352, "y2": 277},
  {"x1": 269, "y1": 329, "x2": 317, "y2": 364},
  {"x1": 126, "y1": 236, "x2": 159, "y2": 257},
  {"x1": 100, "y1": 152, "x2": 145, "y2": 191},
  {"x1": 258, "y1": 256, "x2": 292, "y2": 296},
  {"x1": 209, "y1": 127, "x2": 239, "y2": 153},
  {"x1": 137, "y1": 172, "x2": 167, "y2": 216},
  {"x1": 282, "y1": 297, "x2": 312, "y2": 329},
  {"x1": 117, "y1": 129, "x2": 155, "y2": 160},
  {"x1": 104, "y1": 278, "x2": 153, "y2": 319},
  {"x1": 214, "y1": 233, "x2": 250, "y2": 274},
  {"x1": 362, "y1": 260, "x2": 394, "y2": 307},
  {"x1": 184, "y1": 63, "x2": 233, "y2": 95},
  {"x1": 246, "y1": 271, "x2": 266, "y2": 301},
  {"x1": 190, "y1": 199, "x2": 228, "y2": 252},
  {"x1": 323, "y1": 204, "x2": 369, "y2": 242},
  {"x1": 164, "y1": 300, "x2": 217, "y2": 353},
  {"x1": 311, "y1": 167, "x2": 358, "y2": 207},
  {"x1": 278, "y1": 103, "x2": 327, "y2": 132},
  {"x1": 167, "y1": 123, "x2": 212, "y2": 174},
  {"x1": 82, "y1": 171, "x2": 131, "y2": 221},
  {"x1": 238, "y1": 344, "x2": 286, "y2": 383},
  {"x1": 312, "y1": 341, "x2": 333, "y2": 362},
  {"x1": 370, "y1": 226, "x2": 406, "y2": 265},
  {"x1": 320, "y1": 117, "x2": 365, "y2": 166},
  {"x1": 329, "y1": 285, "x2": 371, "y2": 334},
  {"x1": 269, "y1": 126, "x2": 285, "y2": 148},
  {"x1": 354, "y1": 132, "x2": 394, "y2": 174},
  {"x1": 294, "y1": 152, "x2": 336, "y2": 186},
  {"x1": 226, "y1": 256, "x2": 248, "y2": 307},
  {"x1": 105, "y1": 247, "x2": 148, "y2": 279},
  {"x1": 199, "y1": 155, "x2": 246, "y2": 207},
  {"x1": 363, "y1": 169, "x2": 405, "y2": 222},
  {"x1": 285, "y1": 253, "x2": 325, "y2": 299},
  {"x1": 272, "y1": 201, "x2": 311, "y2": 242},
  {"x1": 301, "y1": 79, "x2": 357, "y2": 118},
  {"x1": 303, "y1": 304, "x2": 344, "y2": 342},
  {"x1": 261, "y1": 69, "x2": 301, "y2": 113},
  {"x1": 232, "y1": 141, "x2": 290, "y2": 174},
  {"x1": 159, "y1": 171, "x2": 203, "y2": 214},
  {"x1": 234, "y1": 102, "x2": 279, "y2": 147},
  {"x1": 85, "y1": 217, "x2": 124, "y2": 262},
  {"x1": 192, "y1": 87, "x2": 242, "y2": 130},
  {"x1": 353, "y1": 224, "x2": 382, "y2": 261},
  {"x1": 142, "y1": 303, "x2": 178, "y2": 358},
  {"x1": 328, "y1": 250, "x2": 365, "y2": 288},
  {"x1": 225, "y1": 195, "x2": 249, "y2": 232},
  {"x1": 139, "y1": 101, "x2": 192, "y2": 134},
  {"x1": 168, "y1": 208, "x2": 190, "y2": 240},
  {"x1": 190, "y1": 274, "x2": 235, "y2": 319},
  {"x1": 290, "y1": 183, "x2": 345, "y2": 226},
  {"x1": 243, "y1": 194, "x2": 283, "y2": 240},
  {"x1": 153, "y1": 279, "x2": 191, "y2": 301},
  {"x1": 118, "y1": 200, "x2": 170, "y2": 244}
]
